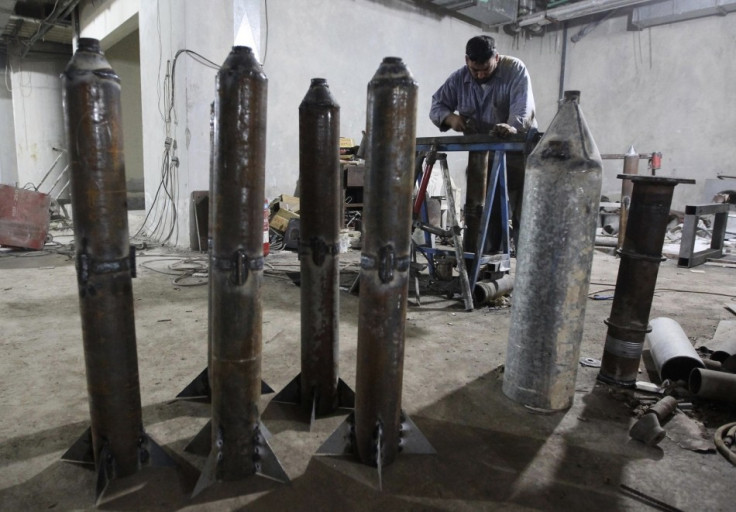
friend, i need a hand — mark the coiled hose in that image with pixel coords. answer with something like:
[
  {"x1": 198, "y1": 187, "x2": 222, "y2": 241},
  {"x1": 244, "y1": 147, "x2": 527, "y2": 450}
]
[{"x1": 714, "y1": 422, "x2": 736, "y2": 466}]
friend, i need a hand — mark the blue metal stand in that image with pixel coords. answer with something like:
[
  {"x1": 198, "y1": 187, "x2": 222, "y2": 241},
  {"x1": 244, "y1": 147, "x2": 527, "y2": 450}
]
[{"x1": 413, "y1": 133, "x2": 538, "y2": 306}]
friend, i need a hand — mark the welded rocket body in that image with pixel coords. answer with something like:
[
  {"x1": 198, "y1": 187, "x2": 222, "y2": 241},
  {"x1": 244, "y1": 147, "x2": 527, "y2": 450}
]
[
  {"x1": 272, "y1": 79, "x2": 354, "y2": 420},
  {"x1": 597, "y1": 174, "x2": 692, "y2": 386},
  {"x1": 61, "y1": 38, "x2": 173, "y2": 502},
  {"x1": 503, "y1": 91, "x2": 602, "y2": 411},
  {"x1": 319, "y1": 59, "x2": 433, "y2": 477},
  {"x1": 193, "y1": 46, "x2": 286, "y2": 495}
]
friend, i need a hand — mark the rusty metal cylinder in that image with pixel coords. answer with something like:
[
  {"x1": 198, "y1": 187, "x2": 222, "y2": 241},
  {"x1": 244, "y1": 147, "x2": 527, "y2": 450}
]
[
  {"x1": 473, "y1": 274, "x2": 514, "y2": 306},
  {"x1": 208, "y1": 46, "x2": 268, "y2": 481},
  {"x1": 689, "y1": 368, "x2": 736, "y2": 403},
  {"x1": 298, "y1": 78, "x2": 342, "y2": 415},
  {"x1": 62, "y1": 37, "x2": 143, "y2": 478},
  {"x1": 503, "y1": 91, "x2": 602, "y2": 411},
  {"x1": 598, "y1": 175, "x2": 693, "y2": 387},
  {"x1": 646, "y1": 317, "x2": 704, "y2": 382},
  {"x1": 463, "y1": 151, "x2": 489, "y2": 253},
  {"x1": 617, "y1": 145, "x2": 638, "y2": 250},
  {"x1": 355, "y1": 57, "x2": 417, "y2": 467},
  {"x1": 648, "y1": 395, "x2": 678, "y2": 421}
]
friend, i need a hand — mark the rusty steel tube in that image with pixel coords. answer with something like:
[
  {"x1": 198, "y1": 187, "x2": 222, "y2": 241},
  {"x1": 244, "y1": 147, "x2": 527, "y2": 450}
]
[
  {"x1": 207, "y1": 46, "x2": 268, "y2": 482},
  {"x1": 62, "y1": 37, "x2": 143, "y2": 479},
  {"x1": 463, "y1": 151, "x2": 489, "y2": 253},
  {"x1": 503, "y1": 91, "x2": 602, "y2": 411},
  {"x1": 617, "y1": 145, "x2": 639, "y2": 250},
  {"x1": 689, "y1": 368, "x2": 736, "y2": 403},
  {"x1": 355, "y1": 57, "x2": 418, "y2": 467},
  {"x1": 473, "y1": 274, "x2": 514, "y2": 306},
  {"x1": 598, "y1": 175, "x2": 694, "y2": 386},
  {"x1": 298, "y1": 78, "x2": 343, "y2": 415}
]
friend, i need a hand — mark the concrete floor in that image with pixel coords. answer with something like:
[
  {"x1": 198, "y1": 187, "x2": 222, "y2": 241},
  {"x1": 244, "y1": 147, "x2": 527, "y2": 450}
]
[{"x1": 1, "y1": 217, "x2": 736, "y2": 511}]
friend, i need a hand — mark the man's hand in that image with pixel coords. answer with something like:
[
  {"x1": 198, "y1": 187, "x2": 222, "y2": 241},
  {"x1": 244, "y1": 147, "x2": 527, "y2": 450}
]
[
  {"x1": 445, "y1": 113, "x2": 467, "y2": 132},
  {"x1": 492, "y1": 123, "x2": 518, "y2": 137}
]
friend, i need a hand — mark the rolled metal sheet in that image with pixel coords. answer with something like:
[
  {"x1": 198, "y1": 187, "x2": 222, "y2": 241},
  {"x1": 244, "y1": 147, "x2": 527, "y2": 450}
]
[
  {"x1": 503, "y1": 91, "x2": 602, "y2": 411},
  {"x1": 646, "y1": 317, "x2": 704, "y2": 382}
]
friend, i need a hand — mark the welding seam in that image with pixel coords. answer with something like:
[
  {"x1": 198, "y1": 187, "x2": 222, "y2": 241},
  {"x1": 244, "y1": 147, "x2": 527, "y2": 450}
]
[
  {"x1": 617, "y1": 248, "x2": 665, "y2": 262},
  {"x1": 360, "y1": 254, "x2": 410, "y2": 272},
  {"x1": 604, "y1": 334, "x2": 644, "y2": 359}
]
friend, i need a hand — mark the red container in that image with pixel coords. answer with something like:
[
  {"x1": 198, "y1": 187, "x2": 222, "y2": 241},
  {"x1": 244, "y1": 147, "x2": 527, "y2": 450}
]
[{"x1": 0, "y1": 184, "x2": 51, "y2": 250}]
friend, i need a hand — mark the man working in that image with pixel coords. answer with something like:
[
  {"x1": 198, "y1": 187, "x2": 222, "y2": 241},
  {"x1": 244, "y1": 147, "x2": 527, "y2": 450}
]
[{"x1": 430, "y1": 35, "x2": 536, "y2": 254}]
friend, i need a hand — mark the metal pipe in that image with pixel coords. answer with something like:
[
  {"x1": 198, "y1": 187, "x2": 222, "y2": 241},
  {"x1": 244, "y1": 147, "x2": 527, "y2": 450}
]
[
  {"x1": 463, "y1": 151, "x2": 489, "y2": 253},
  {"x1": 598, "y1": 175, "x2": 694, "y2": 387},
  {"x1": 646, "y1": 317, "x2": 704, "y2": 382},
  {"x1": 689, "y1": 368, "x2": 736, "y2": 403},
  {"x1": 473, "y1": 274, "x2": 514, "y2": 305},
  {"x1": 628, "y1": 395, "x2": 677, "y2": 446},
  {"x1": 503, "y1": 91, "x2": 602, "y2": 411},
  {"x1": 193, "y1": 46, "x2": 286, "y2": 495},
  {"x1": 516, "y1": 0, "x2": 653, "y2": 27},
  {"x1": 355, "y1": 57, "x2": 418, "y2": 467},
  {"x1": 272, "y1": 78, "x2": 354, "y2": 420},
  {"x1": 617, "y1": 145, "x2": 639, "y2": 250},
  {"x1": 61, "y1": 37, "x2": 171, "y2": 502}
]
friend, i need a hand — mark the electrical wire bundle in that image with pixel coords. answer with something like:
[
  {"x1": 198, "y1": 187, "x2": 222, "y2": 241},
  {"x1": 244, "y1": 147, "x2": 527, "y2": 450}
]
[{"x1": 133, "y1": 49, "x2": 219, "y2": 246}]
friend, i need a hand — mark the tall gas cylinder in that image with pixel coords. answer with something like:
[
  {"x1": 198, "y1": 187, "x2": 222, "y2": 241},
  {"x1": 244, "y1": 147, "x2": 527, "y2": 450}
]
[
  {"x1": 194, "y1": 46, "x2": 286, "y2": 494},
  {"x1": 61, "y1": 37, "x2": 151, "y2": 499},
  {"x1": 503, "y1": 91, "x2": 602, "y2": 411}
]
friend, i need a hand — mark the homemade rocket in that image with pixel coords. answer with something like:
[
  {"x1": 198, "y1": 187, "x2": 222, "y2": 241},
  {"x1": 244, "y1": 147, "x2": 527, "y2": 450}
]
[
  {"x1": 271, "y1": 78, "x2": 354, "y2": 424},
  {"x1": 318, "y1": 58, "x2": 434, "y2": 486},
  {"x1": 60, "y1": 38, "x2": 175, "y2": 504},
  {"x1": 192, "y1": 46, "x2": 287, "y2": 496}
]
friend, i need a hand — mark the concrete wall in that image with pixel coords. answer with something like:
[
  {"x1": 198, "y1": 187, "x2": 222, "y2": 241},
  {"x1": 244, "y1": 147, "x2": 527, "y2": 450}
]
[
  {"x1": 105, "y1": 29, "x2": 144, "y2": 199},
  {"x1": 8, "y1": 54, "x2": 68, "y2": 194},
  {"x1": 508, "y1": 14, "x2": 736, "y2": 209},
  {"x1": 0, "y1": 58, "x2": 18, "y2": 185},
  {"x1": 76, "y1": 0, "x2": 736, "y2": 246},
  {"x1": 259, "y1": 0, "x2": 480, "y2": 199}
]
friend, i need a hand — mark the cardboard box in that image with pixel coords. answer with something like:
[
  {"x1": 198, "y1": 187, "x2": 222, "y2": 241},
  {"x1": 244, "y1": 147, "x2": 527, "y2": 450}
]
[
  {"x1": 270, "y1": 194, "x2": 300, "y2": 213},
  {"x1": 0, "y1": 184, "x2": 51, "y2": 250},
  {"x1": 269, "y1": 208, "x2": 299, "y2": 233}
]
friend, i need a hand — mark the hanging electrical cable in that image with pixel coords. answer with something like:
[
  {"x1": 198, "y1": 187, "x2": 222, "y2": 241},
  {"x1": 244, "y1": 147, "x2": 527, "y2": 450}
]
[{"x1": 133, "y1": 49, "x2": 219, "y2": 246}]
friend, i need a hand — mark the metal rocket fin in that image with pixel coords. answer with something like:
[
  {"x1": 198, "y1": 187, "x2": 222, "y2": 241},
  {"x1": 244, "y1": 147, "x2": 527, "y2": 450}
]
[
  {"x1": 184, "y1": 420, "x2": 211, "y2": 456},
  {"x1": 398, "y1": 411, "x2": 435, "y2": 455},
  {"x1": 271, "y1": 373, "x2": 301, "y2": 405},
  {"x1": 60, "y1": 426, "x2": 94, "y2": 466},
  {"x1": 191, "y1": 448, "x2": 218, "y2": 498},
  {"x1": 255, "y1": 421, "x2": 289, "y2": 483},
  {"x1": 336, "y1": 378, "x2": 355, "y2": 409},
  {"x1": 94, "y1": 442, "x2": 115, "y2": 506},
  {"x1": 176, "y1": 367, "x2": 210, "y2": 401},
  {"x1": 316, "y1": 412, "x2": 355, "y2": 455},
  {"x1": 139, "y1": 433, "x2": 177, "y2": 468}
]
